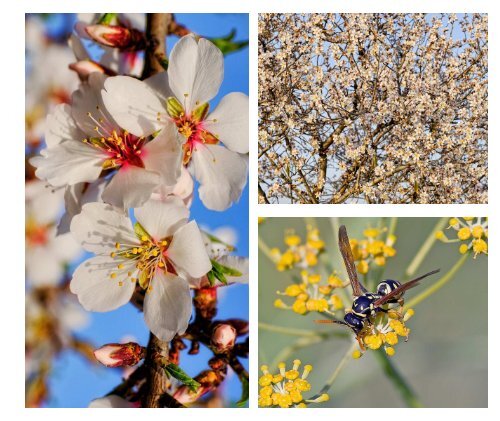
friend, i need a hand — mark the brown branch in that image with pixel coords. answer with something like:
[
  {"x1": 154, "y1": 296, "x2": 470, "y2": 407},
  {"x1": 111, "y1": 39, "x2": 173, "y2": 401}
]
[
  {"x1": 141, "y1": 13, "x2": 171, "y2": 408},
  {"x1": 142, "y1": 333, "x2": 170, "y2": 408},
  {"x1": 142, "y1": 13, "x2": 172, "y2": 79}
]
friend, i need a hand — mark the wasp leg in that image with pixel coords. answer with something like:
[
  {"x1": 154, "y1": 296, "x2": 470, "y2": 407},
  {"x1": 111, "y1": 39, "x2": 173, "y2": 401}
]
[{"x1": 356, "y1": 334, "x2": 366, "y2": 351}]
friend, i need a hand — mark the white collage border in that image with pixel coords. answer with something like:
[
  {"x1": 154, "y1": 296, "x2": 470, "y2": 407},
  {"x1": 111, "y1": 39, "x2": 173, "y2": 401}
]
[{"x1": 5, "y1": 0, "x2": 496, "y2": 419}]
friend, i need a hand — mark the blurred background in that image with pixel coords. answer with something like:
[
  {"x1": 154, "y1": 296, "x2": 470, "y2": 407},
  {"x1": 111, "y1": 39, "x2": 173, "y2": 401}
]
[
  {"x1": 258, "y1": 217, "x2": 487, "y2": 407},
  {"x1": 25, "y1": 13, "x2": 248, "y2": 408}
]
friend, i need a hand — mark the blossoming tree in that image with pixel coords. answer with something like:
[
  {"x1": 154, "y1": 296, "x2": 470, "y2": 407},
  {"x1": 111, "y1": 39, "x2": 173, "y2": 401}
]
[
  {"x1": 26, "y1": 13, "x2": 249, "y2": 408},
  {"x1": 258, "y1": 13, "x2": 487, "y2": 204}
]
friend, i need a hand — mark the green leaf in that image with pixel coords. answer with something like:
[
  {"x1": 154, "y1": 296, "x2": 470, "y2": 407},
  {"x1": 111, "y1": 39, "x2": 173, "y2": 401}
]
[
  {"x1": 203, "y1": 231, "x2": 235, "y2": 252},
  {"x1": 208, "y1": 29, "x2": 248, "y2": 55},
  {"x1": 236, "y1": 371, "x2": 249, "y2": 407},
  {"x1": 134, "y1": 222, "x2": 150, "y2": 241},
  {"x1": 211, "y1": 259, "x2": 242, "y2": 277},
  {"x1": 163, "y1": 363, "x2": 200, "y2": 393},
  {"x1": 207, "y1": 270, "x2": 216, "y2": 287},
  {"x1": 98, "y1": 13, "x2": 118, "y2": 25}
]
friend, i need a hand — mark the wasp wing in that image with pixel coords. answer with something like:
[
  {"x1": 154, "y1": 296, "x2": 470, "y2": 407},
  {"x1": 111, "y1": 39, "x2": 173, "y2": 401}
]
[
  {"x1": 373, "y1": 269, "x2": 440, "y2": 306},
  {"x1": 339, "y1": 225, "x2": 367, "y2": 296}
]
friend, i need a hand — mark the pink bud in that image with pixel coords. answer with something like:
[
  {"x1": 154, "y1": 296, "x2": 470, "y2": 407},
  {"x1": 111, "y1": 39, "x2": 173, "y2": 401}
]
[
  {"x1": 94, "y1": 342, "x2": 145, "y2": 368},
  {"x1": 69, "y1": 60, "x2": 106, "y2": 79},
  {"x1": 211, "y1": 324, "x2": 236, "y2": 353},
  {"x1": 173, "y1": 385, "x2": 202, "y2": 405},
  {"x1": 85, "y1": 24, "x2": 145, "y2": 51}
]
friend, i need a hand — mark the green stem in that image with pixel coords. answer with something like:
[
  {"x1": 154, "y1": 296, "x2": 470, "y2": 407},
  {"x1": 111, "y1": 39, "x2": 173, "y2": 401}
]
[
  {"x1": 387, "y1": 217, "x2": 398, "y2": 238},
  {"x1": 405, "y1": 217, "x2": 448, "y2": 279},
  {"x1": 309, "y1": 342, "x2": 357, "y2": 400},
  {"x1": 405, "y1": 252, "x2": 470, "y2": 308},
  {"x1": 259, "y1": 322, "x2": 325, "y2": 337},
  {"x1": 258, "y1": 236, "x2": 275, "y2": 261},
  {"x1": 373, "y1": 349, "x2": 423, "y2": 408}
]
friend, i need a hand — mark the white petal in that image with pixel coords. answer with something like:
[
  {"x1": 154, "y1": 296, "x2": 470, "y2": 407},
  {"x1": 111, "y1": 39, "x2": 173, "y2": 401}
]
[
  {"x1": 26, "y1": 247, "x2": 63, "y2": 287},
  {"x1": 205, "y1": 92, "x2": 249, "y2": 154},
  {"x1": 44, "y1": 103, "x2": 86, "y2": 148},
  {"x1": 68, "y1": 34, "x2": 89, "y2": 61},
  {"x1": 70, "y1": 202, "x2": 137, "y2": 254},
  {"x1": 101, "y1": 166, "x2": 160, "y2": 209},
  {"x1": 168, "y1": 35, "x2": 223, "y2": 112},
  {"x1": 57, "y1": 179, "x2": 107, "y2": 235},
  {"x1": 141, "y1": 124, "x2": 182, "y2": 186},
  {"x1": 50, "y1": 231, "x2": 82, "y2": 261},
  {"x1": 143, "y1": 272, "x2": 192, "y2": 342},
  {"x1": 134, "y1": 196, "x2": 189, "y2": 240},
  {"x1": 169, "y1": 221, "x2": 211, "y2": 278},
  {"x1": 190, "y1": 144, "x2": 248, "y2": 211},
  {"x1": 71, "y1": 72, "x2": 118, "y2": 137},
  {"x1": 70, "y1": 255, "x2": 137, "y2": 312},
  {"x1": 25, "y1": 180, "x2": 64, "y2": 225},
  {"x1": 102, "y1": 75, "x2": 165, "y2": 137},
  {"x1": 150, "y1": 167, "x2": 194, "y2": 207},
  {"x1": 31, "y1": 141, "x2": 106, "y2": 187},
  {"x1": 144, "y1": 71, "x2": 174, "y2": 102},
  {"x1": 218, "y1": 255, "x2": 249, "y2": 284}
]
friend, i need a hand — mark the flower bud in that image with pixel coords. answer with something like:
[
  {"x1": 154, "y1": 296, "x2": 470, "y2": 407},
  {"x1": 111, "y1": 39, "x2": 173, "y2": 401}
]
[
  {"x1": 85, "y1": 25, "x2": 145, "y2": 51},
  {"x1": 94, "y1": 342, "x2": 145, "y2": 368},
  {"x1": 223, "y1": 318, "x2": 249, "y2": 336},
  {"x1": 211, "y1": 324, "x2": 237, "y2": 353},
  {"x1": 69, "y1": 60, "x2": 114, "y2": 80},
  {"x1": 173, "y1": 370, "x2": 221, "y2": 404}
]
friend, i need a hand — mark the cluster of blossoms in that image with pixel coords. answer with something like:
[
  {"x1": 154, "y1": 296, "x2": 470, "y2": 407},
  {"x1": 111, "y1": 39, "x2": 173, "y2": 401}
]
[
  {"x1": 436, "y1": 217, "x2": 488, "y2": 258},
  {"x1": 30, "y1": 18, "x2": 249, "y2": 344},
  {"x1": 26, "y1": 13, "x2": 249, "y2": 408},
  {"x1": 274, "y1": 270, "x2": 346, "y2": 315},
  {"x1": 349, "y1": 227, "x2": 397, "y2": 274},
  {"x1": 269, "y1": 226, "x2": 325, "y2": 271},
  {"x1": 258, "y1": 13, "x2": 487, "y2": 204},
  {"x1": 353, "y1": 308, "x2": 415, "y2": 358},
  {"x1": 258, "y1": 360, "x2": 329, "y2": 408}
]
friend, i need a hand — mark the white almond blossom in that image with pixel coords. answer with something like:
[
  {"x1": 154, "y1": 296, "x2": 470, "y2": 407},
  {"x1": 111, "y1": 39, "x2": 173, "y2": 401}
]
[
  {"x1": 31, "y1": 72, "x2": 182, "y2": 209},
  {"x1": 70, "y1": 197, "x2": 211, "y2": 341},
  {"x1": 25, "y1": 180, "x2": 81, "y2": 286},
  {"x1": 102, "y1": 34, "x2": 249, "y2": 211}
]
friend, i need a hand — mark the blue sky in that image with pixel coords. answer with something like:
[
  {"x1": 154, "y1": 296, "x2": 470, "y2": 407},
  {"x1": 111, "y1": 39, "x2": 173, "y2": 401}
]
[{"x1": 27, "y1": 13, "x2": 249, "y2": 408}]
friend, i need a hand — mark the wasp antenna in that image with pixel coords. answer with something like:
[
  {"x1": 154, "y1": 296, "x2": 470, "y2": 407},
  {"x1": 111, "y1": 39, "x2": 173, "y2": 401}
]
[{"x1": 314, "y1": 319, "x2": 336, "y2": 324}]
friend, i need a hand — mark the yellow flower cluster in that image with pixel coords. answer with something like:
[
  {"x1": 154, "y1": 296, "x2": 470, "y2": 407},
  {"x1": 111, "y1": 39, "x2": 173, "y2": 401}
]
[
  {"x1": 270, "y1": 226, "x2": 325, "y2": 271},
  {"x1": 349, "y1": 227, "x2": 397, "y2": 274},
  {"x1": 352, "y1": 309, "x2": 415, "y2": 358},
  {"x1": 258, "y1": 360, "x2": 329, "y2": 408},
  {"x1": 436, "y1": 217, "x2": 488, "y2": 258},
  {"x1": 274, "y1": 270, "x2": 346, "y2": 315}
]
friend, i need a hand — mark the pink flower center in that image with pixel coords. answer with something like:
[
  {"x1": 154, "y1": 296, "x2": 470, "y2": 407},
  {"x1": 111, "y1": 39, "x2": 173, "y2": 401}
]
[
  {"x1": 83, "y1": 128, "x2": 146, "y2": 170},
  {"x1": 174, "y1": 115, "x2": 219, "y2": 165},
  {"x1": 26, "y1": 220, "x2": 49, "y2": 246}
]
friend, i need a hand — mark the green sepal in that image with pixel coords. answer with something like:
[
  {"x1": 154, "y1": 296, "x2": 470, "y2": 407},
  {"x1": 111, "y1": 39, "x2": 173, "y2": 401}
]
[
  {"x1": 98, "y1": 13, "x2": 119, "y2": 25},
  {"x1": 236, "y1": 371, "x2": 249, "y2": 407},
  {"x1": 134, "y1": 222, "x2": 150, "y2": 241},
  {"x1": 163, "y1": 362, "x2": 200, "y2": 393},
  {"x1": 209, "y1": 29, "x2": 249, "y2": 55},
  {"x1": 166, "y1": 97, "x2": 184, "y2": 119},
  {"x1": 191, "y1": 102, "x2": 210, "y2": 123}
]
